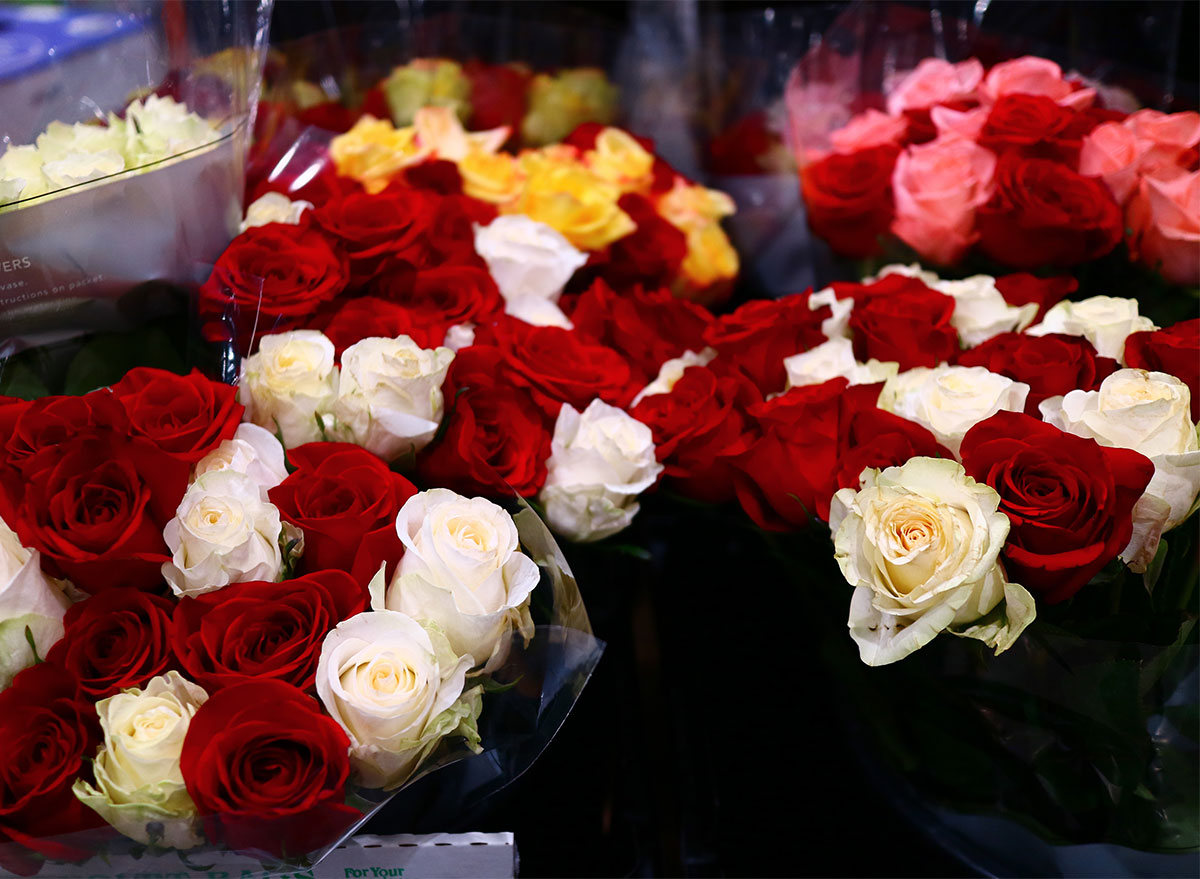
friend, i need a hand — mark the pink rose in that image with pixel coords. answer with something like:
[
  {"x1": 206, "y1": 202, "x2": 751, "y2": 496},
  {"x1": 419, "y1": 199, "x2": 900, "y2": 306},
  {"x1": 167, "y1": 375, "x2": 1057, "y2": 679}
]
[
  {"x1": 886, "y1": 58, "x2": 984, "y2": 116},
  {"x1": 1128, "y1": 171, "x2": 1200, "y2": 285},
  {"x1": 829, "y1": 109, "x2": 909, "y2": 154},
  {"x1": 1124, "y1": 109, "x2": 1200, "y2": 178},
  {"x1": 891, "y1": 137, "x2": 997, "y2": 265},
  {"x1": 980, "y1": 56, "x2": 1095, "y2": 109},
  {"x1": 1079, "y1": 122, "x2": 1141, "y2": 205},
  {"x1": 930, "y1": 104, "x2": 988, "y2": 142}
]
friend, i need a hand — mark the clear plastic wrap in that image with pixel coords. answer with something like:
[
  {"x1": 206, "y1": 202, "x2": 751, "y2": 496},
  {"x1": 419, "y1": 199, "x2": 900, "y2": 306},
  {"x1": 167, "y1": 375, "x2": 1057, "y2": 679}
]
[{"x1": 0, "y1": 1, "x2": 272, "y2": 357}]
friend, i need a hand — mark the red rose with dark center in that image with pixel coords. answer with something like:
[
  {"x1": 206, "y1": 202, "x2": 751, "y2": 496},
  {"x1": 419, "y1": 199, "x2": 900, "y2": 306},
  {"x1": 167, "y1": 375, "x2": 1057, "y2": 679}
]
[
  {"x1": 629, "y1": 366, "x2": 759, "y2": 503},
  {"x1": 270, "y1": 443, "x2": 417, "y2": 584},
  {"x1": 994, "y1": 272, "x2": 1078, "y2": 323},
  {"x1": 172, "y1": 571, "x2": 368, "y2": 692},
  {"x1": 833, "y1": 274, "x2": 958, "y2": 369},
  {"x1": 373, "y1": 264, "x2": 504, "y2": 338},
  {"x1": 401, "y1": 159, "x2": 465, "y2": 196},
  {"x1": 425, "y1": 194, "x2": 497, "y2": 267},
  {"x1": 976, "y1": 154, "x2": 1124, "y2": 268},
  {"x1": 417, "y1": 347, "x2": 552, "y2": 497},
  {"x1": 310, "y1": 186, "x2": 434, "y2": 285},
  {"x1": 957, "y1": 332, "x2": 1118, "y2": 414},
  {"x1": 0, "y1": 664, "x2": 104, "y2": 876},
  {"x1": 465, "y1": 61, "x2": 530, "y2": 132},
  {"x1": 733, "y1": 378, "x2": 848, "y2": 529},
  {"x1": 199, "y1": 223, "x2": 348, "y2": 355},
  {"x1": 598, "y1": 194, "x2": 688, "y2": 290},
  {"x1": 979, "y1": 94, "x2": 1090, "y2": 163},
  {"x1": 10, "y1": 434, "x2": 171, "y2": 594},
  {"x1": 320, "y1": 296, "x2": 443, "y2": 356},
  {"x1": 835, "y1": 384, "x2": 953, "y2": 494},
  {"x1": 800, "y1": 144, "x2": 899, "y2": 258},
  {"x1": 961, "y1": 411, "x2": 1154, "y2": 603},
  {"x1": 477, "y1": 318, "x2": 632, "y2": 414},
  {"x1": 0, "y1": 392, "x2": 127, "y2": 470},
  {"x1": 180, "y1": 679, "x2": 359, "y2": 860},
  {"x1": 1123, "y1": 319, "x2": 1200, "y2": 421},
  {"x1": 45, "y1": 589, "x2": 176, "y2": 699},
  {"x1": 704, "y1": 292, "x2": 835, "y2": 394},
  {"x1": 566, "y1": 280, "x2": 714, "y2": 392}
]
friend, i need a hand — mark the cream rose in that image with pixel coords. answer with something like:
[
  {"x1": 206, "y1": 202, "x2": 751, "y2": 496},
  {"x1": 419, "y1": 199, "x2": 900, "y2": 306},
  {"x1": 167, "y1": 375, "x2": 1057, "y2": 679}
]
[
  {"x1": 386, "y1": 489, "x2": 538, "y2": 672},
  {"x1": 192, "y1": 423, "x2": 288, "y2": 497},
  {"x1": 874, "y1": 266, "x2": 1037, "y2": 347},
  {"x1": 239, "y1": 330, "x2": 339, "y2": 449},
  {"x1": 1027, "y1": 296, "x2": 1157, "y2": 362},
  {"x1": 316, "y1": 611, "x2": 480, "y2": 790},
  {"x1": 630, "y1": 348, "x2": 717, "y2": 406},
  {"x1": 879, "y1": 366, "x2": 1030, "y2": 457},
  {"x1": 0, "y1": 515, "x2": 71, "y2": 690},
  {"x1": 830, "y1": 457, "x2": 1035, "y2": 666},
  {"x1": 539, "y1": 401, "x2": 663, "y2": 543},
  {"x1": 161, "y1": 471, "x2": 284, "y2": 598},
  {"x1": 240, "y1": 192, "x2": 314, "y2": 233},
  {"x1": 1040, "y1": 369, "x2": 1200, "y2": 568},
  {"x1": 473, "y1": 216, "x2": 587, "y2": 328},
  {"x1": 332, "y1": 336, "x2": 455, "y2": 462},
  {"x1": 73, "y1": 672, "x2": 208, "y2": 849},
  {"x1": 783, "y1": 337, "x2": 898, "y2": 390}
]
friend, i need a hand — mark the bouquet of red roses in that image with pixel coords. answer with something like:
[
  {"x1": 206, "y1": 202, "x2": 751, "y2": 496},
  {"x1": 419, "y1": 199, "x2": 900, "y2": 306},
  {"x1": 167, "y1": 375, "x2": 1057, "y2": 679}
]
[{"x1": 0, "y1": 358, "x2": 598, "y2": 876}]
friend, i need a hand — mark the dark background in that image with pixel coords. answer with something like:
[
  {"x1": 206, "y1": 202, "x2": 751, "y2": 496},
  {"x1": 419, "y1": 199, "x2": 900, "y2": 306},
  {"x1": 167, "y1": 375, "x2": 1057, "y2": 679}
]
[{"x1": 273, "y1": 2, "x2": 1198, "y2": 876}]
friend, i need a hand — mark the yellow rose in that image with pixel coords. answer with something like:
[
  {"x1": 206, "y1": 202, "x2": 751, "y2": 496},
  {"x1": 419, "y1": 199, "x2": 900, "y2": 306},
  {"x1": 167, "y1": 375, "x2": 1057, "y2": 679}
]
[
  {"x1": 584, "y1": 128, "x2": 655, "y2": 191},
  {"x1": 413, "y1": 106, "x2": 510, "y2": 162},
  {"x1": 680, "y1": 222, "x2": 740, "y2": 288},
  {"x1": 656, "y1": 178, "x2": 737, "y2": 230},
  {"x1": 460, "y1": 150, "x2": 525, "y2": 205},
  {"x1": 509, "y1": 189, "x2": 634, "y2": 251},
  {"x1": 330, "y1": 116, "x2": 428, "y2": 193}
]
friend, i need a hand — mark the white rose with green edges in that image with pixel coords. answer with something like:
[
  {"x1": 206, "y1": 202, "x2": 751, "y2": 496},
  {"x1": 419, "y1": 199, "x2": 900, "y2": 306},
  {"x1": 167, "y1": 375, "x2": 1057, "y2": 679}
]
[
  {"x1": 73, "y1": 672, "x2": 209, "y2": 849},
  {"x1": 829, "y1": 457, "x2": 1035, "y2": 666},
  {"x1": 332, "y1": 336, "x2": 454, "y2": 462},
  {"x1": 239, "y1": 330, "x2": 339, "y2": 449},
  {"x1": 386, "y1": 490, "x2": 538, "y2": 673},
  {"x1": 0, "y1": 516, "x2": 71, "y2": 690},
  {"x1": 316, "y1": 610, "x2": 480, "y2": 790}
]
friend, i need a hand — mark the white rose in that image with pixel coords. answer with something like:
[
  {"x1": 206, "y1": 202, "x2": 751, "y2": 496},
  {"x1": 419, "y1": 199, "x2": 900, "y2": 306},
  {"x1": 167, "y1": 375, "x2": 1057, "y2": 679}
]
[
  {"x1": 1027, "y1": 296, "x2": 1156, "y2": 361},
  {"x1": 1040, "y1": 369, "x2": 1200, "y2": 568},
  {"x1": 192, "y1": 423, "x2": 288, "y2": 497},
  {"x1": 930, "y1": 275, "x2": 1037, "y2": 348},
  {"x1": 872, "y1": 263, "x2": 942, "y2": 286},
  {"x1": 120, "y1": 95, "x2": 216, "y2": 165},
  {"x1": 40, "y1": 150, "x2": 126, "y2": 188},
  {"x1": 239, "y1": 330, "x2": 339, "y2": 449},
  {"x1": 161, "y1": 471, "x2": 284, "y2": 598},
  {"x1": 783, "y1": 337, "x2": 899, "y2": 390},
  {"x1": 808, "y1": 287, "x2": 854, "y2": 340},
  {"x1": 443, "y1": 323, "x2": 477, "y2": 351},
  {"x1": 473, "y1": 216, "x2": 587, "y2": 328},
  {"x1": 316, "y1": 611, "x2": 481, "y2": 790},
  {"x1": 0, "y1": 144, "x2": 48, "y2": 203},
  {"x1": 880, "y1": 365, "x2": 1030, "y2": 457},
  {"x1": 539, "y1": 401, "x2": 663, "y2": 542},
  {"x1": 631, "y1": 348, "x2": 717, "y2": 406},
  {"x1": 332, "y1": 336, "x2": 455, "y2": 462},
  {"x1": 240, "y1": 192, "x2": 314, "y2": 233},
  {"x1": 830, "y1": 457, "x2": 1035, "y2": 666},
  {"x1": 386, "y1": 489, "x2": 539, "y2": 672},
  {"x1": 0, "y1": 516, "x2": 71, "y2": 690},
  {"x1": 72, "y1": 672, "x2": 208, "y2": 849}
]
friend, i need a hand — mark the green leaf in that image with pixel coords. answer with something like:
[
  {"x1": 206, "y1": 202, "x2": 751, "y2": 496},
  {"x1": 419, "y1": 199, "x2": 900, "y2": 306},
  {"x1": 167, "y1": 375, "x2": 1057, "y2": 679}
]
[
  {"x1": 478, "y1": 673, "x2": 523, "y2": 694},
  {"x1": 62, "y1": 327, "x2": 185, "y2": 394},
  {"x1": 23, "y1": 625, "x2": 42, "y2": 664},
  {"x1": 0, "y1": 359, "x2": 50, "y2": 400}
]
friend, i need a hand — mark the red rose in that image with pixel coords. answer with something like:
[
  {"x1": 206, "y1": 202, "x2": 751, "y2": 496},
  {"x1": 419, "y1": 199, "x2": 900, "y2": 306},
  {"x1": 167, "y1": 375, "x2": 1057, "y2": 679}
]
[
  {"x1": 835, "y1": 385, "x2": 953, "y2": 494},
  {"x1": 993, "y1": 272, "x2": 1078, "y2": 323},
  {"x1": 371, "y1": 264, "x2": 504, "y2": 339},
  {"x1": 1124, "y1": 319, "x2": 1200, "y2": 421},
  {"x1": 800, "y1": 144, "x2": 899, "y2": 258},
  {"x1": 834, "y1": 274, "x2": 959, "y2": 369},
  {"x1": 477, "y1": 318, "x2": 632, "y2": 415},
  {"x1": 0, "y1": 664, "x2": 104, "y2": 876},
  {"x1": 596, "y1": 194, "x2": 687, "y2": 291},
  {"x1": 172, "y1": 571, "x2": 367, "y2": 692},
  {"x1": 0, "y1": 391, "x2": 126, "y2": 474},
  {"x1": 976, "y1": 154, "x2": 1124, "y2": 268},
  {"x1": 295, "y1": 101, "x2": 363, "y2": 133},
  {"x1": 961, "y1": 411, "x2": 1154, "y2": 603},
  {"x1": 979, "y1": 94, "x2": 1094, "y2": 164},
  {"x1": 464, "y1": 61, "x2": 529, "y2": 132},
  {"x1": 629, "y1": 366, "x2": 759, "y2": 503},
  {"x1": 310, "y1": 185, "x2": 434, "y2": 284},
  {"x1": 269, "y1": 443, "x2": 417, "y2": 584},
  {"x1": 200, "y1": 223, "x2": 349, "y2": 355},
  {"x1": 180, "y1": 679, "x2": 359, "y2": 859},
  {"x1": 957, "y1": 332, "x2": 1118, "y2": 415},
  {"x1": 733, "y1": 378, "x2": 848, "y2": 530},
  {"x1": 110, "y1": 368, "x2": 243, "y2": 501},
  {"x1": 417, "y1": 347, "x2": 552, "y2": 497},
  {"x1": 320, "y1": 296, "x2": 443, "y2": 356},
  {"x1": 401, "y1": 159, "x2": 466, "y2": 196},
  {"x1": 424, "y1": 194, "x2": 497, "y2": 266},
  {"x1": 45, "y1": 589, "x2": 176, "y2": 700},
  {"x1": 10, "y1": 434, "x2": 171, "y2": 594},
  {"x1": 703, "y1": 292, "x2": 834, "y2": 394}
]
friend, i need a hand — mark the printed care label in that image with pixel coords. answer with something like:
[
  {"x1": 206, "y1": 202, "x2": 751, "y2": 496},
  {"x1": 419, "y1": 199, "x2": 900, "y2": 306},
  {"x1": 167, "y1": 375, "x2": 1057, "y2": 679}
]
[{"x1": 2, "y1": 833, "x2": 516, "y2": 879}]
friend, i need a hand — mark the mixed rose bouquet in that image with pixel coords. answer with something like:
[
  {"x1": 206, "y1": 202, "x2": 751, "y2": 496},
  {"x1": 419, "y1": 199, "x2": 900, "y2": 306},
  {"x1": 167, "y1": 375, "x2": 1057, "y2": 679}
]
[
  {"x1": 787, "y1": 53, "x2": 1200, "y2": 286},
  {"x1": 0, "y1": 362, "x2": 596, "y2": 875}
]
